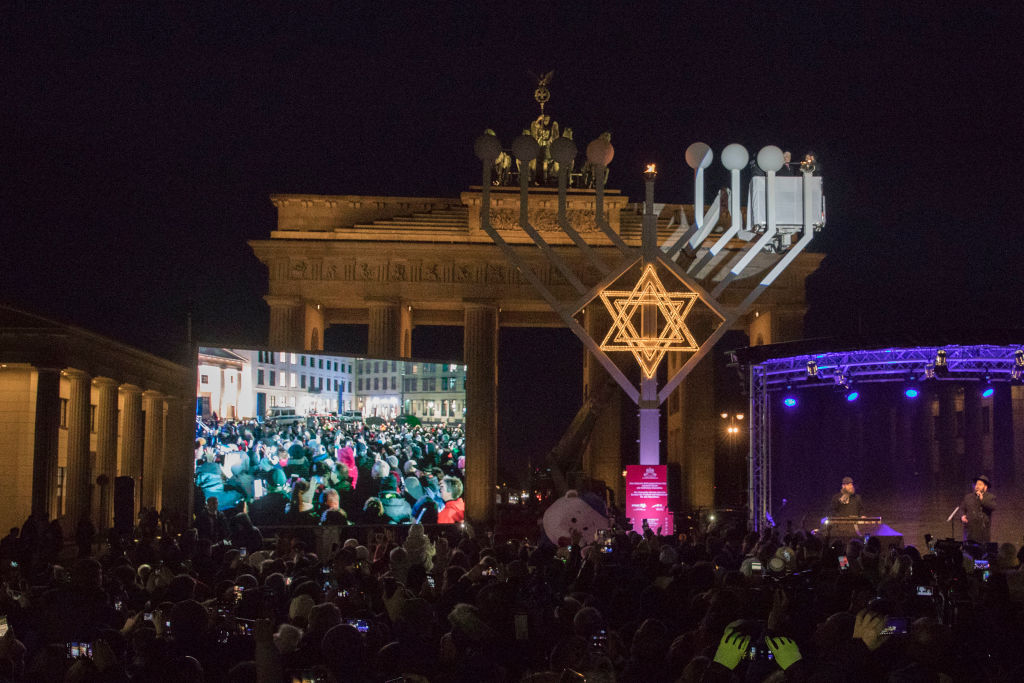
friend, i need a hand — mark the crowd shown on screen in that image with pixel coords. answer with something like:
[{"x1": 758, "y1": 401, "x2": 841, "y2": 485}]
[{"x1": 193, "y1": 416, "x2": 467, "y2": 528}]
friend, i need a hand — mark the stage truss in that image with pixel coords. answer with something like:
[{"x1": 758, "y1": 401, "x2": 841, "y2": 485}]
[{"x1": 740, "y1": 344, "x2": 1024, "y2": 530}]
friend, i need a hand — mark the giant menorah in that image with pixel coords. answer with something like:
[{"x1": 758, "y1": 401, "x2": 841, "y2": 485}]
[{"x1": 473, "y1": 132, "x2": 824, "y2": 469}]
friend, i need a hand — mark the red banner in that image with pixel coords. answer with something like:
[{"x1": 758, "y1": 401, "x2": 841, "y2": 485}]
[{"x1": 625, "y1": 465, "x2": 673, "y2": 535}]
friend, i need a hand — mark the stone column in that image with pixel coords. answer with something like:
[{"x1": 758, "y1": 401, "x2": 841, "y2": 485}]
[
  {"x1": 93, "y1": 377, "x2": 119, "y2": 530},
  {"x1": 368, "y1": 300, "x2": 403, "y2": 358},
  {"x1": 142, "y1": 390, "x2": 165, "y2": 511},
  {"x1": 63, "y1": 369, "x2": 93, "y2": 529},
  {"x1": 120, "y1": 384, "x2": 144, "y2": 490},
  {"x1": 161, "y1": 396, "x2": 190, "y2": 532},
  {"x1": 31, "y1": 367, "x2": 61, "y2": 519},
  {"x1": 265, "y1": 295, "x2": 303, "y2": 349},
  {"x1": 463, "y1": 302, "x2": 498, "y2": 524},
  {"x1": 674, "y1": 352, "x2": 717, "y2": 511}
]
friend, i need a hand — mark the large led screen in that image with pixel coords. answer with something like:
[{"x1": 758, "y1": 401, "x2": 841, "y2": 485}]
[{"x1": 194, "y1": 347, "x2": 467, "y2": 526}]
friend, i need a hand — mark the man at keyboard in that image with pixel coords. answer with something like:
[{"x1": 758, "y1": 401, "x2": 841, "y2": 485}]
[{"x1": 829, "y1": 476, "x2": 864, "y2": 517}]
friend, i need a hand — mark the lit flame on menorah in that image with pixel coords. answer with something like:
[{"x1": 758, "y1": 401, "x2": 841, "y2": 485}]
[{"x1": 473, "y1": 132, "x2": 824, "y2": 465}]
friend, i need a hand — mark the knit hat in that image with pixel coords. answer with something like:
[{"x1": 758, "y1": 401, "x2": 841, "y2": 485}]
[
  {"x1": 371, "y1": 460, "x2": 390, "y2": 479},
  {"x1": 270, "y1": 468, "x2": 287, "y2": 487},
  {"x1": 404, "y1": 477, "x2": 424, "y2": 500},
  {"x1": 273, "y1": 623, "x2": 303, "y2": 654}
]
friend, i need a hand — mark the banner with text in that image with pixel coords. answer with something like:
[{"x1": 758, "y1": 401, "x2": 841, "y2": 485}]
[{"x1": 625, "y1": 465, "x2": 672, "y2": 535}]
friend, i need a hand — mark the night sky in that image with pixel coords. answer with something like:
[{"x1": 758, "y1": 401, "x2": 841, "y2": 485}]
[{"x1": 4, "y1": 5, "x2": 1023, "y2": 480}]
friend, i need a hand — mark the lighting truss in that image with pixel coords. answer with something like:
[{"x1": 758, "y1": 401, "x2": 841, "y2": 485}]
[{"x1": 756, "y1": 345, "x2": 1023, "y2": 391}]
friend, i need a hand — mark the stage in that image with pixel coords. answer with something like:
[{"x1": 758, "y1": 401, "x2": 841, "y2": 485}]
[{"x1": 770, "y1": 483, "x2": 1024, "y2": 550}]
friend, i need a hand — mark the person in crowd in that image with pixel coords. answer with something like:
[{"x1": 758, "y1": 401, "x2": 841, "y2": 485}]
[
  {"x1": 249, "y1": 467, "x2": 290, "y2": 528},
  {"x1": 229, "y1": 512, "x2": 263, "y2": 554},
  {"x1": 437, "y1": 475, "x2": 465, "y2": 524},
  {"x1": 194, "y1": 496, "x2": 230, "y2": 543},
  {"x1": 319, "y1": 489, "x2": 349, "y2": 526}
]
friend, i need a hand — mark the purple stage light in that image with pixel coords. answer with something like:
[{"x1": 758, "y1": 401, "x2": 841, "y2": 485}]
[
  {"x1": 905, "y1": 388, "x2": 919, "y2": 398},
  {"x1": 982, "y1": 387, "x2": 995, "y2": 398}
]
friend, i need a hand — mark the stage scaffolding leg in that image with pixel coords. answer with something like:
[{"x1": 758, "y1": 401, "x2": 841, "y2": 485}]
[{"x1": 748, "y1": 364, "x2": 771, "y2": 531}]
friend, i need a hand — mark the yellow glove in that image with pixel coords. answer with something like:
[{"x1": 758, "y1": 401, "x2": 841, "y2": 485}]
[{"x1": 713, "y1": 625, "x2": 750, "y2": 671}]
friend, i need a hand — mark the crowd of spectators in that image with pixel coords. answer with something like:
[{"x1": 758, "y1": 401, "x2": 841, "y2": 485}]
[
  {"x1": 194, "y1": 416, "x2": 467, "y2": 528},
  {"x1": 3, "y1": 494, "x2": 1024, "y2": 681}
]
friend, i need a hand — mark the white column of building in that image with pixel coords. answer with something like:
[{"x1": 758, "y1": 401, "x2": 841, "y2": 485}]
[
  {"x1": 119, "y1": 384, "x2": 144, "y2": 510},
  {"x1": 31, "y1": 367, "x2": 62, "y2": 519},
  {"x1": 93, "y1": 377, "x2": 120, "y2": 530},
  {"x1": 63, "y1": 368, "x2": 93, "y2": 529},
  {"x1": 142, "y1": 390, "x2": 165, "y2": 510},
  {"x1": 161, "y1": 395, "x2": 191, "y2": 531}
]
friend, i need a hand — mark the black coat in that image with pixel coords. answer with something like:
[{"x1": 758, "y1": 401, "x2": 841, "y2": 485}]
[{"x1": 961, "y1": 490, "x2": 996, "y2": 544}]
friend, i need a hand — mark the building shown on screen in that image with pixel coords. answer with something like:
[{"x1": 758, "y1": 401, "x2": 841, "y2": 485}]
[{"x1": 196, "y1": 348, "x2": 466, "y2": 425}]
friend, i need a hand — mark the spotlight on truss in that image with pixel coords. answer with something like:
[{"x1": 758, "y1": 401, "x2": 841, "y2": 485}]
[
  {"x1": 806, "y1": 360, "x2": 819, "y2": 381},
  {"x1": 934, "y1": 349, "x2": 949, "y2": 377},
  {"x1": 1012, "y1": 350, "x2": 1024, "y2": 383}
]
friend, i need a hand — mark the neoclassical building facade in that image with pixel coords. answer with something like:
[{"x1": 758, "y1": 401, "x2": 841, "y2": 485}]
[
  {"x1": 0, "y1": 306, "x2": 193, "y2": 535},
  {"x1": 250, "y1": 186, "x2": 823, "y2": 523}
]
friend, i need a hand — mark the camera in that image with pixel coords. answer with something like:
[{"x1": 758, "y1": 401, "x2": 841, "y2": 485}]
[
  {"x1": 345, "y1": 618, "x2": 369, "y2": 633},
  {"x1": 880, "y1": 617, "x2": 909, "y2": 636},
  {"x1": 589, "y1": 628, "x2": 608, "y2": 655},
  {"x1": 916, "y1": 585, "x2": 934, "y2": 597},
  {"x1": 66, "y1": 642, "x2": 93, "y2": 659},
  {"x1": 838, "y1": 555, "x2": 850, "y2": 570}
]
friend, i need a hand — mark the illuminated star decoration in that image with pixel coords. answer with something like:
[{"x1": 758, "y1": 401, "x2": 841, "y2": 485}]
[{"x1": 599, "y1": 264, "x2": 700, "y2": 377}]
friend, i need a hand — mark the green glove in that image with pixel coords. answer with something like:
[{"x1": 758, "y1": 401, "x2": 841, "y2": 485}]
[
  {"x1": 766, "y1": 635, "x2": 803, "y2": 670},
  {"x1": 713, "y1": 626, "x2": 751, "y2": 670}
]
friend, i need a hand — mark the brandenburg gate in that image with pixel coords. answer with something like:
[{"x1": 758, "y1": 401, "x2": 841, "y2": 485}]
[{"x1": 249, "y1": 180, "x2": 822, "y2": 523}]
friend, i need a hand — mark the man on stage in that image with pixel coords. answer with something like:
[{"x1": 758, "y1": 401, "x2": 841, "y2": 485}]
[
  {"x1": 829, "y1": 476, "x2": 863, "y2": 517},
  {"x1": 960, "y1": 475, "x2": 996, "y2": 544}
]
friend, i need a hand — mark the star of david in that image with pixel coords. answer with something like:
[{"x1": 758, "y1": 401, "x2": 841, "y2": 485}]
[{"x1": 598, "y1": 264, "x2": 700, "y2": 377}]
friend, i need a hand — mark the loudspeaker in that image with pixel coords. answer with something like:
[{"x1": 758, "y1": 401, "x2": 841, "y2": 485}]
[{"x1": 114, "y1": 476, "x2": 135, "y2": 535}]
